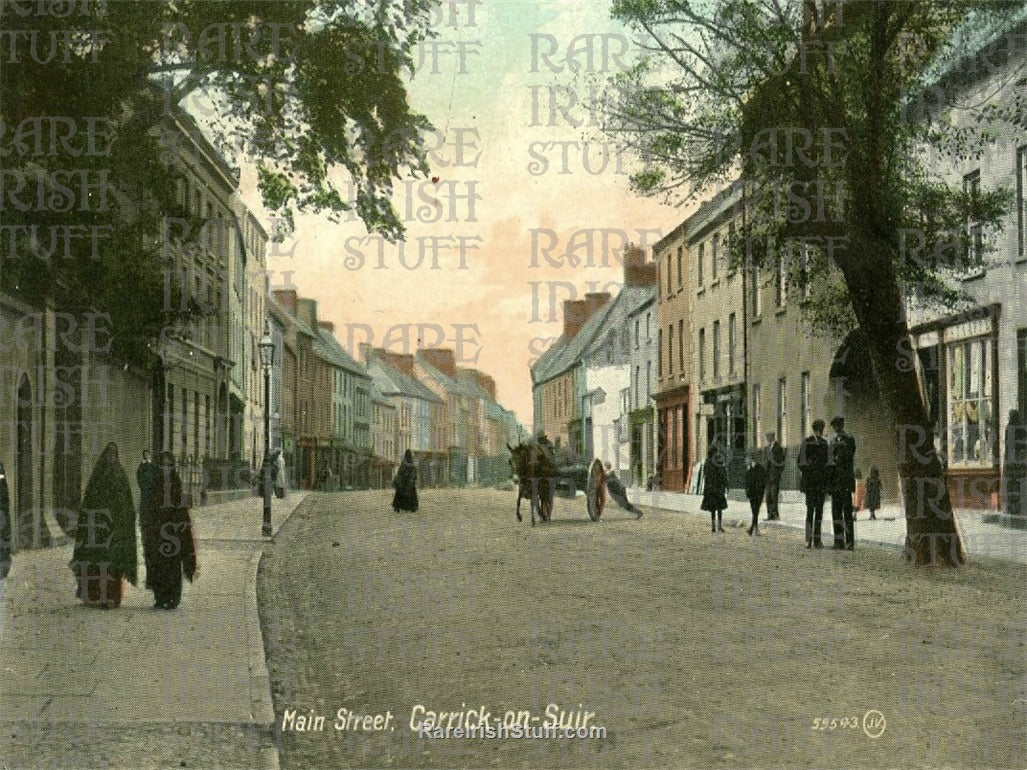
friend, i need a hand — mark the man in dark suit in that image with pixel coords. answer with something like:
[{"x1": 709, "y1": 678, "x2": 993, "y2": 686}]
[
  {"x1": 798, "y1": 419, "x2": 829, "y2": 548},
  {"x1": 763, "y1": 431, "x2": 786, "y2": 520},
  {"x1": 829, "y1": 416, "x2": 857, "y2": 550}
]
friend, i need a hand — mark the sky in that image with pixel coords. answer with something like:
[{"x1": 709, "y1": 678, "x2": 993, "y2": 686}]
[{"x1": 241, "y1": 0, "x2": 687, "y2": 426}]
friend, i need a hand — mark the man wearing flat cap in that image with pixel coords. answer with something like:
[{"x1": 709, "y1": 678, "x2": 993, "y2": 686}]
[{"x1": 829, "y1": 416, "x2": 856, "y2": 550}]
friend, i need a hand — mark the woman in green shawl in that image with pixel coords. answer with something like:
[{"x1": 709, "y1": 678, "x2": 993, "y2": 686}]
[{"x1": 69, "y1": 442, "x2": 138, "y2": 609}]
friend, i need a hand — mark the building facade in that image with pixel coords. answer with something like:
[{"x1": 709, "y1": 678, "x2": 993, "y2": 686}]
[
  {"x1": 687, "y1": 184, "x2": 748, "y2": 488},
  {"x1": 652, "y1": 222, "x2": 692, "y2": 491},
  {"x1": 907, "y1": 11, "x2": 1027, "y2": 508}
]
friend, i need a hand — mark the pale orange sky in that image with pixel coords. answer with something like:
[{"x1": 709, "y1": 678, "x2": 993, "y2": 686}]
[{"x1": 241, "y1": 0, "x2": 687, "y2": 425}]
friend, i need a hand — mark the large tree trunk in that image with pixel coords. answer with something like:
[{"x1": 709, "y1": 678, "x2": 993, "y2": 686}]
[{"x1": 840, "y1": 238, "x2": 967, "y2": 566}]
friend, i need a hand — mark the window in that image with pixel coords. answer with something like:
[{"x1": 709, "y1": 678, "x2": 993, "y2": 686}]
[
  {"x1": 634, "y1": 366, "x2": 641, "y2": 410},
  {"x1": 752, "y1": 383, "x2": 762, "y2": 445},
  {"x1": 667, "y1": 324, "x2": 674, "y2": 374},
  {"x1": 646, "y1": 311, "x2": 651, "y2": 340},
  {"x1": 698, "y1": 328, "x2": 706, "y2": 382},
  {"x1": 777, "y1": 377, "x2": 787, "y2": 446},
  {"x1": 801, "y1": 371, "x2": 811, "y2": 438},
  {"x1": 646, "y1": 361, "x2": 651, "y2": 402},
  {"x1": 181, "y1": 388, "x2": 188, "y2": 453},
  {"x1": 776, "y1": 250, "x2": 787, "y2": 307},
  {"x1": 727, "y1": 222, "x2": 736, "y2": 273},
  {"x1": 728, "y1": 313, "x2": 737, "y2": 375},
  {"x1": 635, "y1": 319, "x2": 640, "y2": 349},
  {"x1": 667, "y1": 254, "x2": 673, "y2": 298},
  {"x1": 712, "y1": 320, "x2": 721, "y2": 379},
  {"x1": 964, "y1": 170, "x2": 983, "y2": 268},
  {"x1": 1018, "y1": 146, "x2": 1027, "y2": 258},
  {"x1": 677, "y1": 245, "x2": 683, "y2": 288},
  {"x1": 678, "y1": 319, "x2": 684, "y2": 375},
  {"x1": 658, "y1": 329, "x2": 663, "y2": 378},
  {"x1": 206, "y1": 203, "x2": 214, "y2": 251},
  {"x1": 751, "y1": 265, "x2": 762, "y2": 317},
  {"x1": 711, "y1": 233, "x2": 719, "y2": 280},
  {"x1": 798, "y1": 242, "x2": 812, "y2": 300},
  {"x1": 947, "y1": 336, "x2": 993, "y2": 466},
  {"x1": 697, "y1": 243, "x2": 705, "y2": 287}
]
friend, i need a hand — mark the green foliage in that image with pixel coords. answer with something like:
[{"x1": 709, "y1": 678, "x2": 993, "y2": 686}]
[
  {"x1": 605, "y1": 0, "x2": 1027, "y2": 337},
  {"x1": 0, "y1": 0, "x2": 437, "y2": 366}
]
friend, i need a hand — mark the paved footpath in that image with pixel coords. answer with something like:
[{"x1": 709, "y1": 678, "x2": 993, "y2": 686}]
[
  {"x1": 626, "y1": 486, "x2": 1027, "y2": 564},
  {"x1": 0, "y1": 491, "x2": 309, "y2": 770}
]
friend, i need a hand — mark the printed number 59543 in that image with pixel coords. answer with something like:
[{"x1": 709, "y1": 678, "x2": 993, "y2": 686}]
[{"x1": 812, "y1": 717, "x2": 859, "y2": 730}]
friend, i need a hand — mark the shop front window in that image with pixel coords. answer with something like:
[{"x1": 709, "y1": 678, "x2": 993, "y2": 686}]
[{"x1": 948, "y1": 337, "x2": 993, "y2": 466}]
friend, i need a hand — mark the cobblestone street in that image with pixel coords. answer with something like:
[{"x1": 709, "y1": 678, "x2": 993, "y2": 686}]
[{"x1": 258, "y1": 488, "x2": 1027, "y2": 769}]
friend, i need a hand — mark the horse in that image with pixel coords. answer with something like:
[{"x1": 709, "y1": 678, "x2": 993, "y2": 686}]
[{"x1": 507, "y1": 441, "x2": 557, "y2": 526}]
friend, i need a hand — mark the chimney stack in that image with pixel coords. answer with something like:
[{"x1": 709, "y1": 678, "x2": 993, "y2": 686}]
[
  {"x1": 562, "y1": 300, "x2": 589, "y2": 340},
  {"x1": 385, "y1": 351, "x2": 416, "y2": 378},
  {"x1": 475, "y1": 372, "x2": 497, "y2": 400},
  {"x1": 420, "y1": 348, "x2": 457, "y2": 378},
  {"x1": 272, "y1": 289, "x2": 298, "y2": 316},
  {"x1": 297, "y1": 297, "x2": 318, "y2": 331},
  {"x1": 624, "y1": 247, "x2": 659, "y2": 286},
  {"x1": 584, "y1": 292, "x2": 611, "y2": 318},
  {"x1": 318, "y1": 321, "x2": 334, "y2": 333}
]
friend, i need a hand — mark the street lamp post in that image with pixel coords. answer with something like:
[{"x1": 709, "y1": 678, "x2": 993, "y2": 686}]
[{"x1": 259, "y1": 327, "x2": 275, "y2": 537}]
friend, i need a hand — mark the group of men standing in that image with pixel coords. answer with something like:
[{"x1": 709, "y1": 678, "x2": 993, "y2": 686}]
[
  {"x1": 751, "y1": 417, "x2": 856, "y2": 549},
  {"x1": 797, "y1": 416, "x2": 857, "y2": 550}
]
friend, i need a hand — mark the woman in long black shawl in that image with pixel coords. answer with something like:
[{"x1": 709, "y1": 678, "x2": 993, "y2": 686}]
[
  {"x1": 146, "y1": 452, "x2": 198, "y2": 610},
  {"x1": 69, "y1": 442, "x2": 138, "y2": 609},
  {"x1": 392, "y1": 449, "x2": 419, "y2": 512}
]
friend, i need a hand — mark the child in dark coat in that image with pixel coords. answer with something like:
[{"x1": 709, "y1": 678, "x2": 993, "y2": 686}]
[
  {"x1": 865, "y1": 466, "x2": 882, "y2": 520},
  {"x1": 745, "y1": 456, "x2": 768, "y2": 536}
]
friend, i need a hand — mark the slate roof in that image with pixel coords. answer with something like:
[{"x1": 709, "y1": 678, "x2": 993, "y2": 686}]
[
  {"x1": 369, "y1": 360, "x2": 442, "y2": 403},
  {"x1": 417, "y1": 354, "x2": 480, "y2": 398},
  {"x1": 316, "y1": 328, "x2": 368, "y2": 378},
  {"x1": 532, "y1": 284, "x2": 656, "y2": 385},
  {"x1": 530, "y1": 335, "x2": 570, "y2": 386},
  {"x1": 369, "y1": 379, "x2": 393, "y2": 407},
  {"x1": 456, "y1": 371, "x2": 507, "y2": 421},
  {"x1": 919, "y1": 6, "x2": 1027, "y2": 92}
]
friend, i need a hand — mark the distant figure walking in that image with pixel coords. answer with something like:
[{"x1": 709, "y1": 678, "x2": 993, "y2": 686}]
[
  {"x1": 392, "y1": 449, "x2": 419, "y2": 512},
  {"x1": 829, "y1": 416, "x2": 856, "y2": 550},
  {"x1": 145, "y1": 452, "x2": 198, "y2": 610},
  {"x1": 745, "y1": 454, "x2": 767, "y2": 536},
  {"x1": 763, "y1": 432, "x2": 786, "y2": 520},
  {"x1": 274, "y1": 449, "x2": 287, "y2": 498},
  {"x1": 865, "y1": 466, "x2": 882, "y2": 520},
  {"x1": 798, "y1": 419, "x2": 829, "y2": 549},
  {"x1": 1004, "y1": 410, "x2": 1027, "y2": 518},
  {"x1": 604, "y1": 462, "x2": 642, "y2": 518},
  {"x1": 69, "y1": 442, "x2": 138, "y2": 609},
  {"x1": 701, "y1": 444, "x2": 728, "y2": 533}
]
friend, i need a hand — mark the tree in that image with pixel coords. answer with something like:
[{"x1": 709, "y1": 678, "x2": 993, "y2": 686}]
[
  {"x1": 0, "y1": 0, "x2": 437, "y2": 365},
  {"x1": 604, "y1": 0, "x2": 1025, "y2": 565}
]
